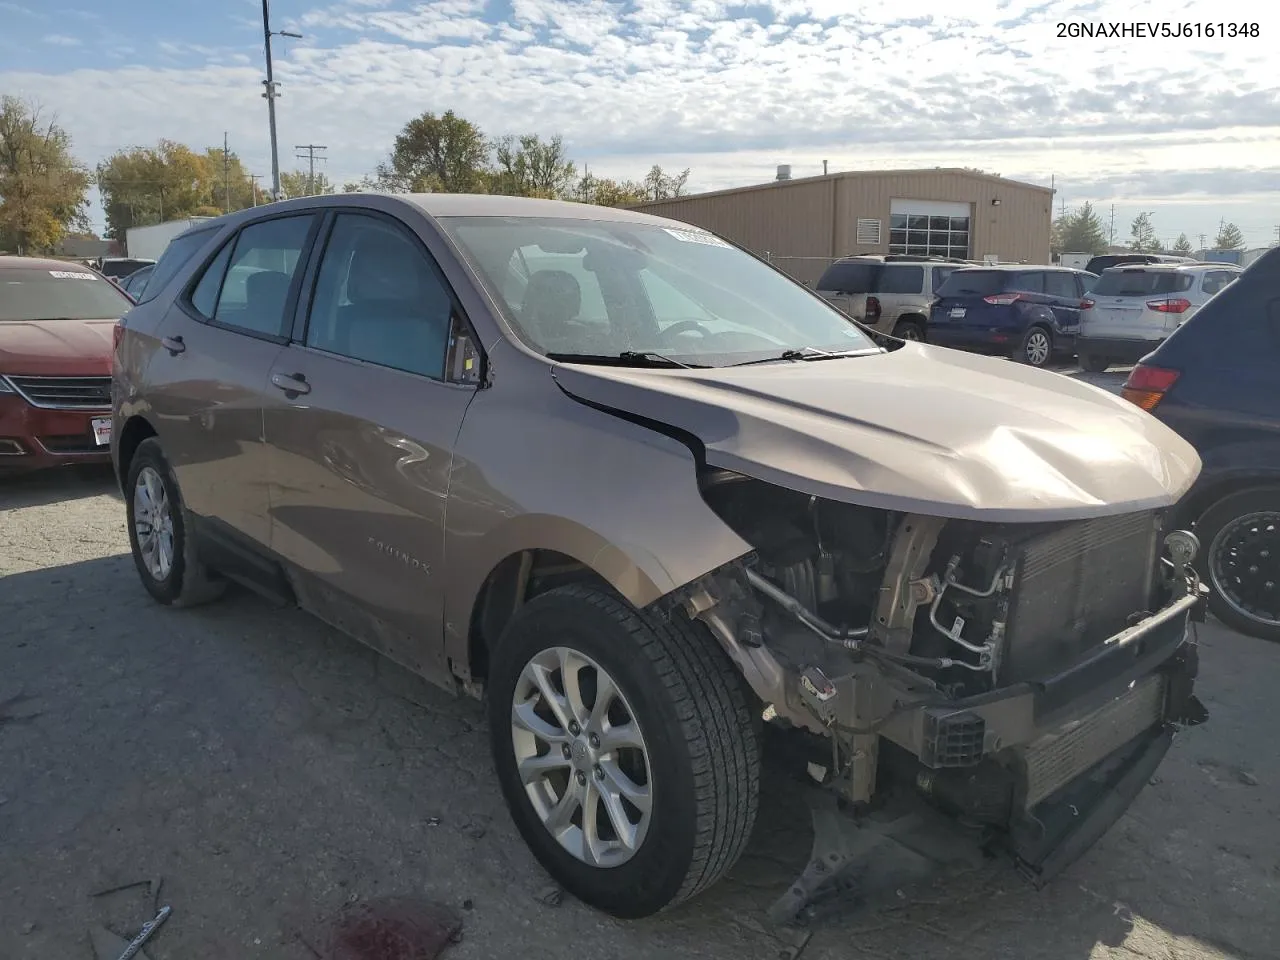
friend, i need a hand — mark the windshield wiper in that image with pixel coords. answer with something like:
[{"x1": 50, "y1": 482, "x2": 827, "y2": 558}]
[{"x1": 547, "y1": 351, "x2": 702, "y2": 368}]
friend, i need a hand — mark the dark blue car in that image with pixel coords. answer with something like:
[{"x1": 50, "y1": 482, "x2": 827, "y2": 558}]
[
  {"x1": 1123, "y1": 246, "x2": 1280, "y2": 642},
  {"x1": 928, "y1": 265, "x2": 1098, "y2": 367}
]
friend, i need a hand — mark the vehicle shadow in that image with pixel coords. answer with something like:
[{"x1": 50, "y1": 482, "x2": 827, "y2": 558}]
[
  {"x1": 0, "y1": 464, "x2": 119, "y2": 510},
  {"x1": 0, "y1": 558, "x2": 1273, "y2": 960}
]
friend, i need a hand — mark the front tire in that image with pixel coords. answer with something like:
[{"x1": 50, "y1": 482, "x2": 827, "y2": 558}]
[
  {"x1": 892, "y1": 319, "x2": 925, "y2": 342},
  {"x1": 487, "y1": 584, "x2": 760, "y2": 918},
  {"x1": 125, "y1": 438, "x2": 225, "y2": 607},
  {"x1": 1195, "y1": 487, "x2": 1280, "y2": 642},
  {"x1": 1018, "y1": 325, "x2": 1054, "y2": 367}
]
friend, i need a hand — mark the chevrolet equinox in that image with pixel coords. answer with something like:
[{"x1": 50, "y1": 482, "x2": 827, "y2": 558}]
[{"x1": 112, "y1": 193, "x2": 1208, "y2": 919}]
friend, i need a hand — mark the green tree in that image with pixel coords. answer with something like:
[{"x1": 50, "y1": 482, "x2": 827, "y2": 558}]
[
  {"x1": 375, "y1": 110, "x2": 489, "y2": 193},
  {"x1": 576, "y1": 172, "x2": 648, "y2": 207},
  {"x1": 0, "y1": 96, "x2": 91, "y2": 254},
  {"x1": 642, "y1": 164, "x2": 690, "y2": 201},
  {"x1": 1129, "y1": 211, "x2": 1159, "y2": 253},
  {"x1": 97, "y1": 140, "x2": 215, "y2": 239},
  {"x1": 1053, "y1": 201, "x2": 1108, "y2": 255},
  {"x1": 202, "y1": 146, "x2": 259, "y2": 212},
  {"x1": 1214, "y1": 221, "x2": 1244, "y2": 249},
  {"x1": 490, "y1": 134, "x2": 577, "y2": 198},
  {"x1": 1171, "y1": 233, "x2": 1193, "y2": 254},
  {"x1": 280, "y1": 169, "x2": 335, "y2": 198}
]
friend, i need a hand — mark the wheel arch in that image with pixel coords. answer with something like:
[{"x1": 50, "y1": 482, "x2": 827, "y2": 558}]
[{"x1": 115, "y1": 414, "x2": 158, "y2": 494}]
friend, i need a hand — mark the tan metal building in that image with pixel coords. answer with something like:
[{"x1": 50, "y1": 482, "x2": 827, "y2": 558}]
[{"x1": 629, "y1": 167, "x2": 1054, "y2": 286}]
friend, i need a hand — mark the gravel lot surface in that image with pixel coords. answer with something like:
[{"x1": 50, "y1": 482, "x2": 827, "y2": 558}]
[{"x1": 2, "y1": 369, "x2": 1277, "y2": 960}]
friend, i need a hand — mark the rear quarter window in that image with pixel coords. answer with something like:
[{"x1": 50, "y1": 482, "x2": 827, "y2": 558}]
[
  {"x1": 878, "y1": 265, "x2": 924, "y2": 294},
  {"x1": 816, "y1": 261, "x2": 876, "y2": 294}
]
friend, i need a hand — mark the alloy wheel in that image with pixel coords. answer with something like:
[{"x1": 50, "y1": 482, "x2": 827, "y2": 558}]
[
  {"x1": 1208, "y1": 511, "x2": 1280, "y2": 628},
  {"x1": 510, "y1": 646, "x2": 653, "y2": 868},
  {"x1": 1024, "y1": 329, "x2": 1051, "y2": 366},
  {"x1": 133, "y1": 465, "x2": 175, "y2": 581}
]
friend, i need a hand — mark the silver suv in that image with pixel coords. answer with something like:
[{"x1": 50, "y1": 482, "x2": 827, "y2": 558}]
[
  {"x1": 814, "y1": 255, "x2": 970, "y2": 340},
  {"x1": 1078, "y1": 262, "x2": 1242, "y2": 371}
]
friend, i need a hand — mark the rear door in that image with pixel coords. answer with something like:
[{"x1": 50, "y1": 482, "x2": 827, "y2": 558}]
[
  {"x1": 146, "y1": 212, "x2": 319, "y2": 546},
  {"x1": 1043, "y1": 270, "x2": 1084, "y2": 338},
  {"x1": 263, "y1": 209, "x2": 483, "y2": 683}
]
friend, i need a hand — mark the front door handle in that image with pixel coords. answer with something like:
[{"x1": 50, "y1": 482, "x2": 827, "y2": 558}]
[
  {"x1": 271, "y1": 371, "x2": 311, "y2": 396},
  {"x1": 161, "y1": 335, "x2": 185, "y2": 356}
]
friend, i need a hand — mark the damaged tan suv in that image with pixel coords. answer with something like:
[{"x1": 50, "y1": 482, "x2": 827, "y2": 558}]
[{"x1": 112, "y1": 194, "x2": 1209, "y2": 921}]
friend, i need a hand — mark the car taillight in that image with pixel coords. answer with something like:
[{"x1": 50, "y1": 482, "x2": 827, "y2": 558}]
[
  {"x1": 983, "y1": 293, "x2": 1021, "y2": 305},
  {"x1": 866, "y1": 296, "x2": 882, "y2": 321},
  {"x1": 1080, "y1": 298, "x2": 1095, "y2": 309},
  {"x1": 1146, "y1": 297, "x2": 1192, "y2": 314},
  {"x1": 1121, "y1": 363, "x2": 1180, "y2": 412}
]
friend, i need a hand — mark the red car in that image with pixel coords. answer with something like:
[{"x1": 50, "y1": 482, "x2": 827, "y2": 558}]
[{"x1": 0, "y1": 256, "x2": 134, "y2": 473}]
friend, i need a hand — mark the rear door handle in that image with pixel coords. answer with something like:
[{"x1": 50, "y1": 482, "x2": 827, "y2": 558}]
[
  {"x1": 271, "y1": 371, "x2": 311, "y2": 395},
  {"x1": 161, "y1": 335, "x2": 185, "y2": 356}
]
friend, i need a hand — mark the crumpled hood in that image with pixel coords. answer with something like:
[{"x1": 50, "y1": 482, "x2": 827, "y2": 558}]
[
  {"x1": 551, "y1": 344, "x2": 1201, "y2": 522},
  {"x1": 0, "y1": 319, "x2": 115, "y2": 375}
]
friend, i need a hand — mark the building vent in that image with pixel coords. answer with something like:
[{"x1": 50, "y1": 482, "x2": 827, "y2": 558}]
[
  {"x1": 856, "y1": 218, "x2": 882, "y2": 245},
  {"x1": 776, "y1": 164, "x2": 792, "y2": 181}
]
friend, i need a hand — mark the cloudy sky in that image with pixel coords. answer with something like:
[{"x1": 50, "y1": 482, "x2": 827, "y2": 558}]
[{"x1": 2, "y1": 0, "x2": 1278, "y2": 248}]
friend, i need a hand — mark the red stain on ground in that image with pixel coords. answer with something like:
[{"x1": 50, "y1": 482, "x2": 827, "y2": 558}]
[{"x1": 321, "y1": 897, "x2": 463, "y2": 960}]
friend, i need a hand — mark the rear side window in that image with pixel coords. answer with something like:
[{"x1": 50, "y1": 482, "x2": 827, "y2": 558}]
[
  {"x1": 1006, "y1": 272, "x2": 1044, "y2": 294},
  {"x1": 931, "y1": 266, "x2": 958, "y2": 291},
  {"x1": 878, "y1": 265, "x2": 924, "y2": 294},
  {"x1": 1043, "y1": 272, "x2": 1078, "y2": 298},
  {"x1": 1092, "y1": 270, "x2": 1194, "y2": 297},
  {"x1": 816, "y1": 261, "x2": 876, "y2": 294},
  {"x1": 188, "y1": 215, "x2": 315, "y2": 337},
  {"x1": 135, "y1": 228, "x2": 216, "y2": 304},
  {"x1": 1201, "y1": 271, "x2": 1238, "y2": 296}
]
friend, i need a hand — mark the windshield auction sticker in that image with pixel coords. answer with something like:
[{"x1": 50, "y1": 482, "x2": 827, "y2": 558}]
[
  {"x1": 48, "y1": 271, "x2": 96, "y2": 279},
  {"x1": 663, "y1": 228, "x2": 731, "y2": 248}
]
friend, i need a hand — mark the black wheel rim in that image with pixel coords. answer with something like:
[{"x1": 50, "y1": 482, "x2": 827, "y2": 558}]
[{"x1": 1209, "y1": 511, "x2": 1280, "y2": 627}]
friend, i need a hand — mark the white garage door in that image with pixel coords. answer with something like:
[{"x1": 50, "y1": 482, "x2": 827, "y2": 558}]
[{"x1": 889, "y1": 199, "x2": 971, "y2": 259}]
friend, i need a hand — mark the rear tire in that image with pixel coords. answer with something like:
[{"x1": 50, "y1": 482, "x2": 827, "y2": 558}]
[
  {"x1": 1194, "y1": 487, "x2": 1280, "y2": 642},
  {"x1": 125, "y1": 437, "x2": 225, "y2": 607},
  {"x1": 1078, "y1": 353, "x2": 1111, "y2": 373},
  {"x1": 892, "y1": 319, "x2": 925, "y2": 342},
  {"x1": 487, "y1": 584, "x2": 760, "y2": 918},
  {"x1": 1018, "y1": 325, "x2": 1054, "y2": 367}
]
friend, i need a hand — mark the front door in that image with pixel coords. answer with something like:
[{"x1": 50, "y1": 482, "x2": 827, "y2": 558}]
[
  {"x1": 146, "y1": 213, "x2": 318, "y2": 546},
  {"x1": 263, "y1": 210, "x2": 480, "y2": 683}
]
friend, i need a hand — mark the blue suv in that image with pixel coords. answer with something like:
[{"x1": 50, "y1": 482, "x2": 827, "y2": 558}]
[
  {"x1": 1122, "y1": 246, "x2": 1280, "y2": 642},
  {"x1": 928, "y1": 265, "x2": 1098, "y2": 367}
]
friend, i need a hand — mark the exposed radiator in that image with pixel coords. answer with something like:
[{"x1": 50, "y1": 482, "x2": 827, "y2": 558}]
[
  {"x1": 1001, "y1": 511, "x2": 1161, "y2": 683},
  {"x1": 1022, "y1": 674, "x2": 1165, "y2": 808}
]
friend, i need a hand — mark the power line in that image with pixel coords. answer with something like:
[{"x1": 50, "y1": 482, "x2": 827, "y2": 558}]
[{"x1": 294, "y1": 143, "x2": 327, "y2": 195}]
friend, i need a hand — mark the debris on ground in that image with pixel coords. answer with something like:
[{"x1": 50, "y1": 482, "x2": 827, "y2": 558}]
[
  {"x1": 535, "y1": 884, "x2": 563, "y2": 907},
  {"x1": 316, "y1": 896, "x2": 463, "y2": 960}
]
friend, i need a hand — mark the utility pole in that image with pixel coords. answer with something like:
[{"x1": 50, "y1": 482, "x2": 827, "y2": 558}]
[
  {"x1": 249, "y1": 174, "x2": 263, "y2": 207},
  {"x1": 1108, "y1": 204, "x2": 1115, "y2": 248},
  {"x1": 223, "y1": 131, "x2": 231, "y2": 213},
  {"x1": 1199, "y1": 233, "x2": 1207, "y2": 252},
  {"x1": 1273, "y1": 224, "x2": 1279, "y2": 245},
  {"x1": 294, "y1": 143, "x2": 328, "y2": 195},
  {"x1": 261, "y1": 1, "x2": 302, "y2": 201}
]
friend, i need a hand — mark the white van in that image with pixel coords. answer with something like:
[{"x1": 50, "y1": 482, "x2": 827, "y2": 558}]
[{"x1": 1076, "y1": 262, "x2": 1242, "y2": 372}]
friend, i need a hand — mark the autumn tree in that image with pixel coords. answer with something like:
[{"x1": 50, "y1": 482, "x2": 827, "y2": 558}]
[
  {"x1": 0, "y1": 96, "x2": 91, "y2": 254},
  {"x1": 576, "y1": 172, "x2": 647, "y2": 207},
  {"x1": 97, "y1": 141, "x2": 214, "y2": 238},
  {"x1": 1053, "y1": 201, "x2": 1108, "y2": 255},
  {"x1": 375, "y1": 110, "x2": 489, "y2": 193},
  {"x1": 203, "y1": 146, "x2": 260, "y2": 211},
  {"x1": 1214, "y1": 221, "x2": 1244, "y2": 249},
  {"x1": 1129, "y1": 211, "x2": 1159, "y2": 253},
  {"x1": 490, "y1": 134, "x2": 577, "y2": 199},
  {"x1": 280, "y1": 169, "x2": 335, "y2": 197},
  {"x1": 1171, "y1": 233, "x2": 1193, "y2": 254},
  {"x1": 642, "y1": 164, "x2": 690, "y2": 201}
]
